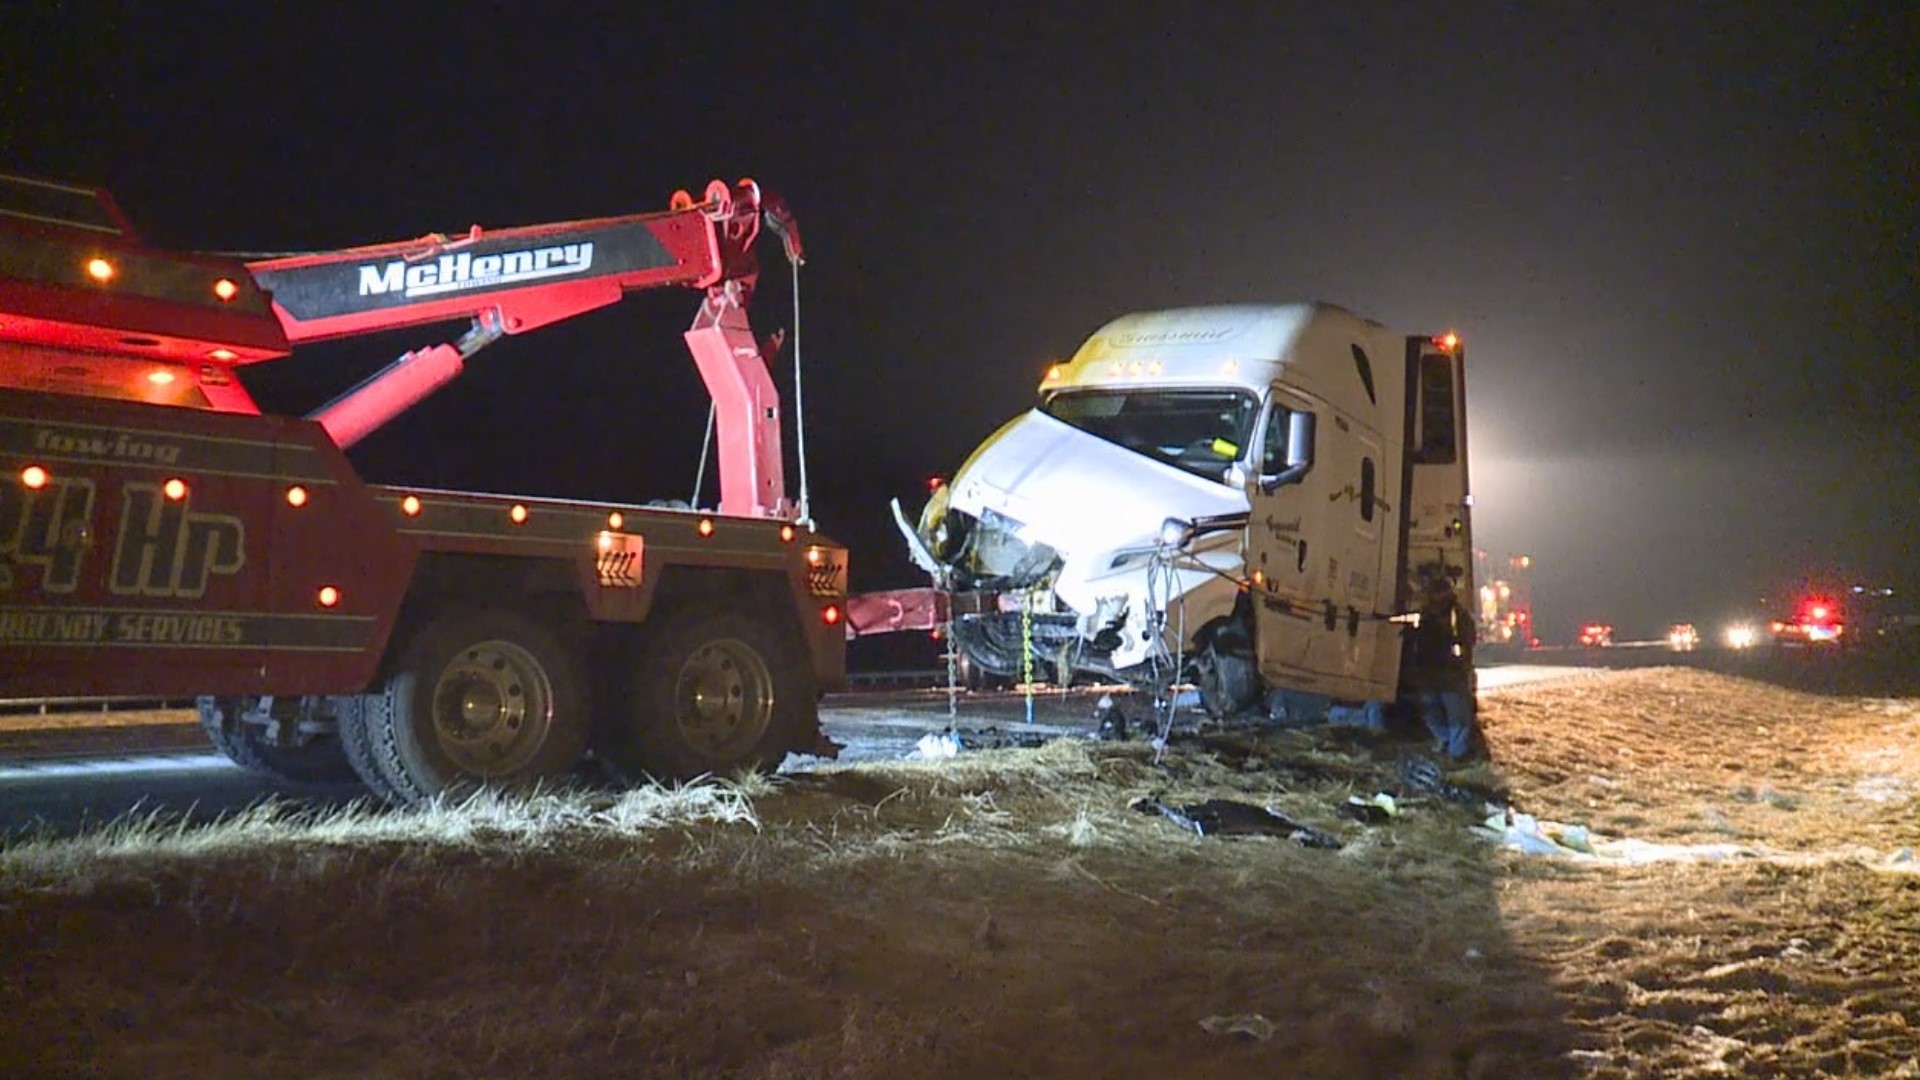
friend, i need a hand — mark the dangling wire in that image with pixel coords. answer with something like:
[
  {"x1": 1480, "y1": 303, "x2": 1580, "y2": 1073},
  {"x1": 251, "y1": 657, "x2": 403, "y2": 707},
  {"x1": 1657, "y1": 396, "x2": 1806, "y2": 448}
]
[
  {"x1": 788, "y1": 257, "x2": 812, "y2": 525},
  {"x1": 691, "y1": 403, "x2": 715, "y2": 509}
]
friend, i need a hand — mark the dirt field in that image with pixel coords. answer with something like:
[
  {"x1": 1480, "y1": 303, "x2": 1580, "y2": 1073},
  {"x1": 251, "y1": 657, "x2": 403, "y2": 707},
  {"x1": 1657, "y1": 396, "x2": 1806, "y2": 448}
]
[{"x1": 1, "y1": 668, "x2": 1916, "y2": 1078}]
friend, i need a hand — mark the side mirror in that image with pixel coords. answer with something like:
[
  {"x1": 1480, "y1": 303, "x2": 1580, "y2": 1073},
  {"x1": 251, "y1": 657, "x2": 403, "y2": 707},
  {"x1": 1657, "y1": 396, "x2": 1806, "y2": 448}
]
[
  {"x1": 1159, "y1": 516, "x2": 1195, "y2": 548},
  {"x1": 1258, "y1": 411, "x2": 1316, "y2": 493}
]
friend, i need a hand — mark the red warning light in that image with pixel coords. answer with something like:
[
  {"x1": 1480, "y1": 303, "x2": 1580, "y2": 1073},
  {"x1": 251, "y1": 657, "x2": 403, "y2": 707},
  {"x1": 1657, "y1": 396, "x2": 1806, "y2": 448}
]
[
  {"x1": 821, "y1": 604, "x2": 842, "y2": 626},
  {"x1": 927, "y1": 476, "x2": 946, "y2": 491}
]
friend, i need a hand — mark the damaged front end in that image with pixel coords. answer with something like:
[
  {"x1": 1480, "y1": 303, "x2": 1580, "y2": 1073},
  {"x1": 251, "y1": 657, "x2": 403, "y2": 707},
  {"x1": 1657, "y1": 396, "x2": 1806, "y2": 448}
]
[{"x1": 892, "y1": 408, "x2": 1251, "y2": 693}]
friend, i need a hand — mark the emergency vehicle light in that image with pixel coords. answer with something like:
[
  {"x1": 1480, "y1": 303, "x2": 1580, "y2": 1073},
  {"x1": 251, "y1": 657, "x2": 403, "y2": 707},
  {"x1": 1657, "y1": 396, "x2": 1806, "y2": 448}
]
[
  {"x1": 1044, "y1": 364, "x2": 1064, "y2": 383},
  {"x1": 20, "y1": 465, "x2": 48, "y2": 489},
  {"x1": 86, "y1": 258, "x2": 114, "y2": 282}
]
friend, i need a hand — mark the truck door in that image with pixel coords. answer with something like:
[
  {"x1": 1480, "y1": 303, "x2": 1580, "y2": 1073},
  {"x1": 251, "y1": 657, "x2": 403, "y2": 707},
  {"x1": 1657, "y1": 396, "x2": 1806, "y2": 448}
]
[
  {"x1": 1246, "y1": 382, "x2": 1397, "y2": 703},
  {"x1": 1397, "y1": 337, "x2": 1474, "y2": 662}
]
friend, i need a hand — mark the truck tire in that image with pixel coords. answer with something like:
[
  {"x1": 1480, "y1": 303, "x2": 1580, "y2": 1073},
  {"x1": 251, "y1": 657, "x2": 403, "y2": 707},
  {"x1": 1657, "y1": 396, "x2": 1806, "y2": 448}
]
[
  {"x1": 1196, "y1": 647, "x2": 1262, "y2": 719},
  {"x1": 197, "y1": 696, "x2": 360, "y2": 785},
  {"x1": 365, "y1": 608, "x2": 591, "y2": 803},
  {"x1": 596, "y1": 606, "x2": 816, "y2": 783},
  {"x1": 334, "y1": 694, "x2": 406, "y2": 804}
]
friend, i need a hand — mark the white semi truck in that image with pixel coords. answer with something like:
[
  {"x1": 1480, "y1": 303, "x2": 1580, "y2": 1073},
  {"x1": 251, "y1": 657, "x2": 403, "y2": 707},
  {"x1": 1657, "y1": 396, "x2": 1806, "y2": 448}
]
[{"x1": 895, "y1": 302, "x2": 1474, "y2": 716}]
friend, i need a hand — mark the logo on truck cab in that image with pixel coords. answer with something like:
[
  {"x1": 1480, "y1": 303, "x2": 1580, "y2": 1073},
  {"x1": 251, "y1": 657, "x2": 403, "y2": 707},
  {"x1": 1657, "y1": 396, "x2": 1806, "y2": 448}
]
[{"x1": 358, "y1": 243, "x2": 596, "y2": 299}]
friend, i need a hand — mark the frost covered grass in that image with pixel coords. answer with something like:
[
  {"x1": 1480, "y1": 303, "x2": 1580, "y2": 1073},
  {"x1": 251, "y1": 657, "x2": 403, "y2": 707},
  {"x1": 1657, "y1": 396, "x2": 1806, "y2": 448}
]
[{"x1": 2, "y1": 669, "x2": 1917, "y2": 1078}]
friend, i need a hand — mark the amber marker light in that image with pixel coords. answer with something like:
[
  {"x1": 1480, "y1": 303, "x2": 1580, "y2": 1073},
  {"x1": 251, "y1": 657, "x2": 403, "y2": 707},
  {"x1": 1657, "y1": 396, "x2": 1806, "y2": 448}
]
[
  {"x1": 400, "y1": 495, "x2": 422, "y2": 516},
  {"x1": 509, "y1": 504, "x2": 529, "y2": 525},
  {"x1": 607, "y1": 511, "x2": 624, "y2": 529},
  {"x1": 821, "y1": 604, "x2": 842, "y2": 626},
  {"x1": 86, "y1": 258, "x2": 114, "y2": 282},
  {"x1": 780, "y1": 524, "x2": 795, "y2": 542},
  {"x1": 20, "y1": 465, "x2": 49, "y2": 489},
  {"x1": 147, "y1": 369, "x2": 176, "y2": 386},
  {"x1": 697, "y1": 518, "x2": 715, "y2": 537},
  {"x1": 317, "y1": 586, "x2": 340, "y2": 607},
  {"x1": 285, "y1": 485, "x2": 308, "y2": 508},
  {"x1": 213, "y1": 278, "x2": 239, "y2": 301},
  {"x1": 163, "y1": 478, "x2": 188, "y2": 501}
]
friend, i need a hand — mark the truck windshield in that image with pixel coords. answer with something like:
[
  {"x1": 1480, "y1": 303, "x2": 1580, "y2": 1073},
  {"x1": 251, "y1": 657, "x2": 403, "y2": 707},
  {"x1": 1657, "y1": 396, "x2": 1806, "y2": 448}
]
[{"x1": 1041, "y1": 388, "x2": 1259, "y2": 483}]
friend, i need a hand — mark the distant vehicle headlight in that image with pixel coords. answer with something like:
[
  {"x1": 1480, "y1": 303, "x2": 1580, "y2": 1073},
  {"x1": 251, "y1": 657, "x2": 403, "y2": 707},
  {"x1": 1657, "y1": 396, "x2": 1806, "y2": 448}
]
[{"x1": 1725, "y1": 624, "x2": 1758, "y2": 649}]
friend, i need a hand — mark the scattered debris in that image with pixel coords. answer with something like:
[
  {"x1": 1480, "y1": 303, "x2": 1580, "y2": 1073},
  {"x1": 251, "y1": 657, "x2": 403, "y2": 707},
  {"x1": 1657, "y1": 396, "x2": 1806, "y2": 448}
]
[
  {"x1": 912, "y1": 731, "x2": 962, "y2": 760},
  {"x1": 1198, "y1": 1013, "x2": 1276, "y2": 1041},
  {"x1": 956, "y1": 727, "x2": 1052, "y2": 752},
  {"x1": 1339, "y1": 792, "x2": 1400, "y2": 825},
  {"x1": 1398, "y1": 754, "x2": 1501, "y2": 806},
  {"x1": 1130, "y1": 796, "x2": 1342, "y2": 849}
]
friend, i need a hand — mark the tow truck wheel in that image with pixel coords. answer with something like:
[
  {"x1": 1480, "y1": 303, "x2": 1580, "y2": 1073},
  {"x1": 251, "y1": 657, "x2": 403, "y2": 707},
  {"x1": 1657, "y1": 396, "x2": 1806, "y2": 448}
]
[
  {"x1": 335, "y1": 695, "x2": 406, "y2": 804},
  {"x1": 596, "y1": 606, "x2": 815, "y2": 784},
  {"x1": 367, "y1": 609, "x2": 591, "y2": 803},
  {"x1": 196, "y1": 697, "x2": 359, "y2": 785}
]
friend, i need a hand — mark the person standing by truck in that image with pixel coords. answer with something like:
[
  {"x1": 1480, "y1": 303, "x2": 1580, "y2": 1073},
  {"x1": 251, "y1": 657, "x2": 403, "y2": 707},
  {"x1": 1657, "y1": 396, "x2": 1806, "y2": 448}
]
[{"x1": 1405, "y1": 569, "x2": 1483, "y2": 761}]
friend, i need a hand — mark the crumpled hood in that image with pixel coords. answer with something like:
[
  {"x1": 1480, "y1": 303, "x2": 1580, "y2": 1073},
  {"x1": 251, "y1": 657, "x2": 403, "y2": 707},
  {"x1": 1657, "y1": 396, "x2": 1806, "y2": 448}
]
[{"x1": 946, "y1": 410, "x2": 1248, "y2": 558}]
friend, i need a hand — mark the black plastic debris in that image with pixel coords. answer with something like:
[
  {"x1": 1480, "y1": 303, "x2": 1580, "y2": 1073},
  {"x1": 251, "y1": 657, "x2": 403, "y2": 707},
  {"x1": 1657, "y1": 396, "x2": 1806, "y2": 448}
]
[
  {"x1": 1337, "y1": 799, "x2": 1394, "y2": 825},
  {"x1": 1398, "y1": 754, "x2": 1502, "y2": 806},
  {"x1": 1131, "y1": 796, "x2": 1342, "y2": 849},
  {"x1": 957, "y1": 726, "x2": 1051, "y2": 751}
]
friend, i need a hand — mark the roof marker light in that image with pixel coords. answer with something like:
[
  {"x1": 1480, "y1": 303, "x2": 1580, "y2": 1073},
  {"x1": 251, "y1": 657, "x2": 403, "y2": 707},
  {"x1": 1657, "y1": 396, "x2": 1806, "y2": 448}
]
[
  {"x1": 162, "y1": 478, "x2": 188, "y2": 501},
  {"x1": 509, "y1": 504, "x2": 529, "y2": 524},
  {"x1": 86, "y1": 258, "x2": 114, "y2": 282},
  {"x1": 317, "y1": 585, "x2": 340, "y2": 607},
  {"x1": 401, "y1": 495, "x2": 422, "y2": 516},
  {"x1": 21, "y1": 465, "x2": 48, "y2": 490},
  {"x1": 285, "y1": 485, "x2": 308, "y2": 508},
  {"x1": 697, "y1": 518, "x2": 715, "y2": 537},
  {"x1": 780, "y1": 524, "x2": 795, "y2": 542},
  {"x1": 213, "y1": 278, "x2": 239, "y2": 301},
  {"x1": 607, "y1": 511, "x2": 624, "y2": 529}
]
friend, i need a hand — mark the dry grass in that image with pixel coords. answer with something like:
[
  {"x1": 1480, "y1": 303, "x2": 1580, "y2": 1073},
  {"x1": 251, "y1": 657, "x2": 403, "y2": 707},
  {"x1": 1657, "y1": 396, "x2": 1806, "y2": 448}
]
[{"x1": 1, "y1": 668, "x2": 1917, "y2": 1078}]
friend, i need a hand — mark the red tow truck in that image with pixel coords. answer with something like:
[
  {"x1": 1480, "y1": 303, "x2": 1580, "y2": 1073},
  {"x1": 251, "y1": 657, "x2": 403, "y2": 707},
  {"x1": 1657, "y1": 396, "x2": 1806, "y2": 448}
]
[{"x1": 0, "y1": 173, "x2": 846, "y2": 803}]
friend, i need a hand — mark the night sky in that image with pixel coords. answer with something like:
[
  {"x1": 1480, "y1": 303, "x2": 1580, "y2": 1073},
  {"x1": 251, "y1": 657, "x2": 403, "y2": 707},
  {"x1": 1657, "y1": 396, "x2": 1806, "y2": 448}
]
[{"x1": 5, "y1": 3, "x2": 1914, "y2": 642}]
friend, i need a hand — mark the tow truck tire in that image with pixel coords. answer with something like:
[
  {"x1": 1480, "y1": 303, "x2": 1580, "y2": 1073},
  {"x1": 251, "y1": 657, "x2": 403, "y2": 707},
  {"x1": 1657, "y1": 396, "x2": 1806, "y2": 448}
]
[
  {"x1": 366, "y1": 608, "x2": 591, "y2": 803},
  {"x1": 596, "y1": 606, "x2": 816, "y2": 784},
  {"x1": 196, "y1": 697, "x2": 360, "y2": 785},
  {"x1": 335, "y1": 695, "x2": 406, "y2": 804}
]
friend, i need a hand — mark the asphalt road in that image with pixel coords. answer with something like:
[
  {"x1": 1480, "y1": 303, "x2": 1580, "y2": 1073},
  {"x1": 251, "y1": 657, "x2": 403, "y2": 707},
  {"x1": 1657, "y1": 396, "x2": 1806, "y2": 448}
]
[{"x1": 0, "y1": 665, "x2": 1591, "y2": 838}]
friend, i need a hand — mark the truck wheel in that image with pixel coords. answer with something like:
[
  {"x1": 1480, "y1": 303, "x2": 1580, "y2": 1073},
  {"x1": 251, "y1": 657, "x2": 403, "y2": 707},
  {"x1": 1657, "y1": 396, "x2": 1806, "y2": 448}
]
[
  {"x1": 597, "y1": 606, "x2": 816, "y2": 783},
  {"x1": 335, "y1": 695, "x2": 406, "y2": 804},
  {"x1": 366, "y1": 609, "x2": 591, "y2": 803},
  {"x1": 1195, "y1": 644, "x2": 1262, "y2": 720},
  {"x1": 197, "y1": 696, "x2": 359, "y2": 785}
]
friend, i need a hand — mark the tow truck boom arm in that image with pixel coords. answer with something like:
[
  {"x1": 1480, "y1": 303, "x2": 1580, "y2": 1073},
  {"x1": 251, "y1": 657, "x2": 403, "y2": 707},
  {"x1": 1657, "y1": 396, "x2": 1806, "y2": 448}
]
[{"x1": 246, "y1": 180, "x2": 804, "y2": 517}]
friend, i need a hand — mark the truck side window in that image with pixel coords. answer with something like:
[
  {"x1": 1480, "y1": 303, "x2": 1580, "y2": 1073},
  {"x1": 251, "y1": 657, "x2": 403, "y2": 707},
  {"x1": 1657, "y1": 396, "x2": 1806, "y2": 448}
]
[
  {"x1": 1351, "y1": 344, "x2": 1377, "y2": 404},
  {"x1": 1416, "y1": 355, "x2": 1456, "y2": 464},
  {"x1": 1359, "y1": 457, "x2": 1376, "y2": 522},
  {"x1": 1261, "y1": 407, "x2": 1291, "y2": 474}
]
